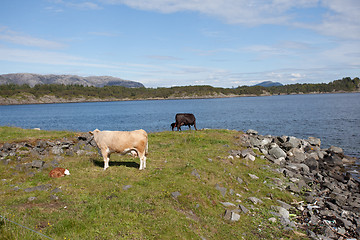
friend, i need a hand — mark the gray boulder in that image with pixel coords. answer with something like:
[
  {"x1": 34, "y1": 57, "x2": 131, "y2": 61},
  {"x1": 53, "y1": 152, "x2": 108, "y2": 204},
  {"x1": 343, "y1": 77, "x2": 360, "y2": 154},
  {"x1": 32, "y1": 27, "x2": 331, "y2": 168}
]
[
  {"x1": 246, "y1": 129, "x2": 258, "y2": 135},
  {"x1": 304, "y1": 157, "x2": 319, "y2": 172},
  {"x1": 249, "y1": 137, "x2": 262, "y2": 148},
  {"x1": 268, "y1": 144, "x2": 287, "y2": 159},
  {"x1": 31, "y1": 160, "x2": 44, "y2": 168},
  {"x1": 288, "y1": 148, "x2": 306, "y2": 163},
  {"x1": 287, "y1": 136, "x2": 301, "y2": 149},
  {"x1": 307, "y1": 137, "x2": 321, "y2": 146},
  {"x1": 52, "y1": 146, "x2": 64, "y2": 155},
  {"x1": 328, "y1": 145, "x2": 343, "y2": 154}
]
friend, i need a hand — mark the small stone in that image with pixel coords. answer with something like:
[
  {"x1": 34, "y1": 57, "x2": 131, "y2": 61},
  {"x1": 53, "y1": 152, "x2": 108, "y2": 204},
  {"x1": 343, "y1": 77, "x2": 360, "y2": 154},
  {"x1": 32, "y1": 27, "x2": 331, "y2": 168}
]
[
  {"x1": 268, "y1": 217, "x2": 277, "y2": 223},
  {"x1": 122, "y1": 185, "x2": 132, "y2": 190},
  {"x1": 248, "y1": 174, "x2": 259, "y2": 180},
  {"x1": 51, "y1": 187, "x2": 62, "y2": 193},
  {"x1": 248, "y1": 197, "x2": 263, "y2": 205},
  {"x1": 50, "y1": 195, "x2": 59, "y2": 200},
  {"x1": 236, "y1": 177, "x2": 244, "y2": 184},
  {"x1": 231, "y1": 212, "x2": 241, "y2": 221},
  {"x1": 220, "y1": 202, "x2": 236, "y2": 207},
  {"x1": 224, "y1": 209, "x2": 240, "y2": 221},
  {"x1": 28, "y1": 197, "x2": 36, "y2": 201},
  {"x1": 191, "y1": 169, "x2": 201, "y2": 179},
  {"x1": 239, "y1": 204, "x2": 249, "y2": 214},
  {"x1": 31, "y1": 160, "x2": 44, "y2": 168},
  {"x1": 171, "y1": 191, "x2": 181, "y2": 199},
  {"x1": 245, "y1": 154, "x2": 255, "y2": 161},
  {"x1": 215, "y1": 184, "x2": 227, "y2": 197}
]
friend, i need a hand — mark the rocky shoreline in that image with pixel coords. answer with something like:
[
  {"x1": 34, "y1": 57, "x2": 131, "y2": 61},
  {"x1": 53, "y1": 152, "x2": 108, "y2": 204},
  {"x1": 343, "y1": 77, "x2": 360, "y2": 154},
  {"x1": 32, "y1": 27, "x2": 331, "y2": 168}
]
[
  {"x1": 235, "y1": 130, "x2": 360, "y2": 239},
  {"x1": 0, "y1": 94, "x2": 240, "y2": 105},
  {"x1": 1, "y1": 130, "x2": 359, "y2": 239},
  {"x1": 1, "y1": 91, "x2": 357, "y2": 106}
]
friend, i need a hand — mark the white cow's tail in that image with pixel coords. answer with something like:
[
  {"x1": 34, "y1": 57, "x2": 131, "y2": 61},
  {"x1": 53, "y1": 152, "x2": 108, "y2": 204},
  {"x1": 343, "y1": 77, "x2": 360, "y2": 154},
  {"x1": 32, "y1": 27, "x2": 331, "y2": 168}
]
[{"x1": 145, "y1": 140, "x2": 148, "y2": 155}]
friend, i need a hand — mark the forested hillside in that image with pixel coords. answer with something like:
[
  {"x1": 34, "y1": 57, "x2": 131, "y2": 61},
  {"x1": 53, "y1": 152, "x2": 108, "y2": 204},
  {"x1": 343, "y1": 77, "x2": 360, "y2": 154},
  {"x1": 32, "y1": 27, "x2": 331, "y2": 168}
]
[{"x1": 0, "y1": 77, "x2": 358, "y2": 104}]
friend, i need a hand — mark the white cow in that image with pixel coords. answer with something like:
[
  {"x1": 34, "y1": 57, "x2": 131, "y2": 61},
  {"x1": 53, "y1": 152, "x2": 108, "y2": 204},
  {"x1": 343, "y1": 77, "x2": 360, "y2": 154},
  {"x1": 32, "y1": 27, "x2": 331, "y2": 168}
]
[{"x1": 89, "y1": 129, "x2": 148, "y2": 170}]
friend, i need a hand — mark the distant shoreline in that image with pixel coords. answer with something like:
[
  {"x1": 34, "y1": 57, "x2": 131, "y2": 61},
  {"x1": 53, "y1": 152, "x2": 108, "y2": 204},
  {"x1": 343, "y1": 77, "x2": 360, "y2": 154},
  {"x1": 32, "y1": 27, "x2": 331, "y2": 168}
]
[{"x1": 1, "y1": 91, "x2": 358, "y2": 106}]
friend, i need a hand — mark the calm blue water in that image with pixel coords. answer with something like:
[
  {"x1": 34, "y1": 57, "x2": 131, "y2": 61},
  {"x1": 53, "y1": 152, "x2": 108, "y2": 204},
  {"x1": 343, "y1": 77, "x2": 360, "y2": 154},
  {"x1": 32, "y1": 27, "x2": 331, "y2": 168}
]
[{"x1": 1, "y1": 93, "x2": 359, "y2": 161}]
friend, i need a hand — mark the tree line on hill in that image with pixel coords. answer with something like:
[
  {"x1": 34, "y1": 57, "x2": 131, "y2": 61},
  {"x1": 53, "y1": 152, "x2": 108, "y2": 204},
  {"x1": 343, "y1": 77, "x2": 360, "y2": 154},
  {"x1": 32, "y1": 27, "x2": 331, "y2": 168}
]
[{"x1": 0, "y1": 77, "x2": 359, "y2": 100}]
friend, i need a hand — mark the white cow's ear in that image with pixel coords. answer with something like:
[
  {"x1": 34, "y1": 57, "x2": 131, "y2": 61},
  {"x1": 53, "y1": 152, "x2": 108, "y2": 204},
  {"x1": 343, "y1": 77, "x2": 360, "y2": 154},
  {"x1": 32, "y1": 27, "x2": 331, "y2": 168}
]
[{"x1": 89, "y1": 131, "x2": 93, "y2": 135}]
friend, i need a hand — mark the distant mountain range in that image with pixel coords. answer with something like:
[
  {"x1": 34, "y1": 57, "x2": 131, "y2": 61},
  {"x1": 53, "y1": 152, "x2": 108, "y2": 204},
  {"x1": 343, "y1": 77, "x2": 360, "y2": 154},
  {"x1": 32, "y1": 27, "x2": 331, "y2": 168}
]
[
  {"x1": 0, "y1": 73, "x2": 145, "y2": 88},
  {"x1": 254, "y1": 81, "x2": 283, "y2": 87}
]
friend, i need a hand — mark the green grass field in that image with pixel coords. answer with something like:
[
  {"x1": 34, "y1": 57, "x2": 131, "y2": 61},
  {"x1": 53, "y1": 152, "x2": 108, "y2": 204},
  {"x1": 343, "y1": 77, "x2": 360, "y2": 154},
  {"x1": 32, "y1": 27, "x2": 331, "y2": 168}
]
[{"x1": 0, "y1": 127, "x2": 306, "y2": 239}]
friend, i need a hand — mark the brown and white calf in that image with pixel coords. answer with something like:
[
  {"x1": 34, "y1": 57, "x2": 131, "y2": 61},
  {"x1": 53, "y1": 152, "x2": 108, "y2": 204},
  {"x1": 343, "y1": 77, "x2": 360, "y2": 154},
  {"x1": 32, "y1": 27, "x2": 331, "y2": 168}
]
[{"x1": 89, "y1": 129, "x2": 148, "y2": 170}]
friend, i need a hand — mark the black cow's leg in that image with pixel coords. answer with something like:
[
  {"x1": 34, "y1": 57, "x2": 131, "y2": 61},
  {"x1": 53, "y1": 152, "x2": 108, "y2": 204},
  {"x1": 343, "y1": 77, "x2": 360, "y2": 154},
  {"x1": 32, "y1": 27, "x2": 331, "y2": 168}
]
[{"x1": 177, "y1": 122, "x2": 184, "y2": 131}]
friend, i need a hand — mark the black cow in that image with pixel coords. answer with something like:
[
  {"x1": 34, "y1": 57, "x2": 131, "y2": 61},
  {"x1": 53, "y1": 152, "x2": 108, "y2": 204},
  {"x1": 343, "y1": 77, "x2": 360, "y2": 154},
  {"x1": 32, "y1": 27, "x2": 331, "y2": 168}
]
[{"x1": 171, "y1": 113, "x2": 197, "y2": 131}]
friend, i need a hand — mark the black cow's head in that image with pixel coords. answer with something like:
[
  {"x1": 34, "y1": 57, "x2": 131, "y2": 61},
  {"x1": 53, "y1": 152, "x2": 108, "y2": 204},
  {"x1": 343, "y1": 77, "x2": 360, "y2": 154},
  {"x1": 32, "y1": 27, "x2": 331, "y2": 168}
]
[{"x1": 171, "y1": 122, "x2": 176, "y2": 131}]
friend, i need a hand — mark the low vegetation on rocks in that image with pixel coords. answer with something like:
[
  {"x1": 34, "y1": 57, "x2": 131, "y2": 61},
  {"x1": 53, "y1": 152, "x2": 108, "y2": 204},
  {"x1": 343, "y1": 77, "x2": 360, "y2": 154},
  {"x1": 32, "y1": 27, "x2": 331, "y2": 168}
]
[{"x1": 0, "y1": 127, "x2": 359, "y2": 239}]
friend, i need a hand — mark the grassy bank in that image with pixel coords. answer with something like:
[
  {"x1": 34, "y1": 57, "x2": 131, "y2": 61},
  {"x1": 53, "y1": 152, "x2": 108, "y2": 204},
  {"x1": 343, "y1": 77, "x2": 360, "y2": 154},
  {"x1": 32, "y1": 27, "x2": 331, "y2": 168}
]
[
  {"x1": 0, "y1": 126, "x2": 78, "y2": 143},
  {"x1": 0, "y1": 127, "x2": 305, "y2": 239}
]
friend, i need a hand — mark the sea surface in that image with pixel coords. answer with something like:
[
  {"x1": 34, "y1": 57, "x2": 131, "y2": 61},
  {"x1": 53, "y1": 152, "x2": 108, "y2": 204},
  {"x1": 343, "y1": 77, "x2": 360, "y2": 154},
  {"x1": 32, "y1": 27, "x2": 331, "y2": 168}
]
[{"x1": 1, "y1": 93, "x2": 359, "y2": 174}]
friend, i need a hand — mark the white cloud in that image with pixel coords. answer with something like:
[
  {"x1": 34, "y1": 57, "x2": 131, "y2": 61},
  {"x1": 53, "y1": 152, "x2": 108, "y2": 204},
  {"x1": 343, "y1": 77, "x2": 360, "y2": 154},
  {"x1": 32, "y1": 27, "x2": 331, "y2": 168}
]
[
  {"x1": 47, "y1": 0, "x2": 102, "y2": 10},
  {"x1": 146, "y1": 55, "x2": 182, "y2": 61},
  {"x1": 67, "y1": 2, "x2": 102, "y2": 10},
  {"x1": 321, "y1": 41, "x2": 360, "y2": 66},
  {"x1": 0, "y1": 27, "x2": 66, "y2": 49},
  {"x1": 0, "y1": 46, "x2": 170, "y2": 78},
  {"x1": 101, "y1": 0, "x2": 359, "y2": 40},
  {"x1": 295, "y1": 0, "x2": 360, "y2": 39},
  {"x1": 101, "y1": 0, "x2": 318, "y2": 25},
  {"x1": 0, "y1": 47, "x2": 86, "y2": 65}
]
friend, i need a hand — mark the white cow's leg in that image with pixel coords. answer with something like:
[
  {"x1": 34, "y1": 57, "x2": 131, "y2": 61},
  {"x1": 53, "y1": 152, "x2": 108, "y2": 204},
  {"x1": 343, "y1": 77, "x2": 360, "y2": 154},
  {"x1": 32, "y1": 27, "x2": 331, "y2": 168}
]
[
  {"x1": 101, "y1": 148, "x2": 110, "y2": 170},
  {"x1": 138, "y1": 153, "x2": 145, "y2": 170},
  {"x1": 139, "y1": 157, "x2": 144, "y2": 170},
  {"x1": 105, "y1": 157, "x2": 110, "y2": 170},
  {"x1": 139, "y1": 154, "x2": 146, "y2": 170}
]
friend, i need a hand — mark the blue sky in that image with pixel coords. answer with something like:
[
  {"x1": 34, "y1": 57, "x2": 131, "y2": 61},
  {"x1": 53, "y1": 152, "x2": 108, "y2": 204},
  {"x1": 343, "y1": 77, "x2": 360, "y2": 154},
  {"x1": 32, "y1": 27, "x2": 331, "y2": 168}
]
[{"x1": 0, "y1": 0, "x2": 359, "y2": 88}]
